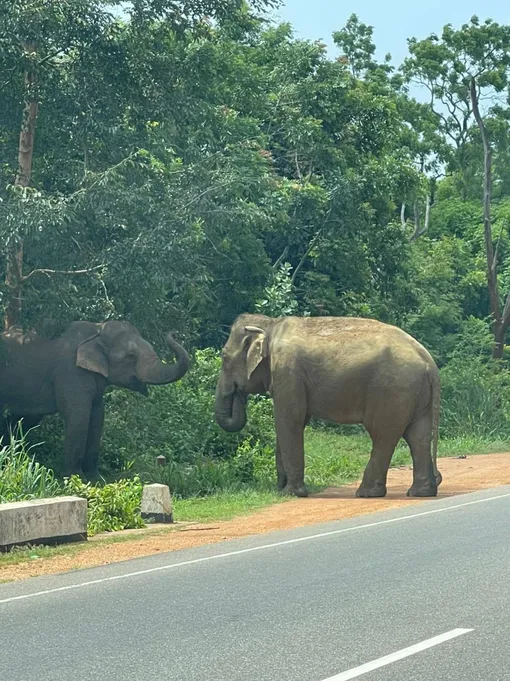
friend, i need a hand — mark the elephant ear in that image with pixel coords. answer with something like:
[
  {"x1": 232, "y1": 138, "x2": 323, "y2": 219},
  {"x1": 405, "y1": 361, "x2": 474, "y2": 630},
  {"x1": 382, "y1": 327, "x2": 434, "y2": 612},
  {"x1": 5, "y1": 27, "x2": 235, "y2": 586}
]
[
  {"x1": 76, "y1": 330, "x2": 109, "y2": 378},
  {"x1": 244, "y1": 326, "x2": 268, "y2": 380}
]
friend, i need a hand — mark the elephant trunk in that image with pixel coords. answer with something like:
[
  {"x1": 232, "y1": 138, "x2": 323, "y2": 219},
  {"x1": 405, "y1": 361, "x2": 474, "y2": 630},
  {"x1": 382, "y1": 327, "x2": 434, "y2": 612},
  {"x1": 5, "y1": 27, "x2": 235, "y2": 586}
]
[
  {"x1": 215, "y1": 375, "x2": 247, "y2": 432},
  {"x1": 137, "y1": 333, "x2": 189, "y2": 385}
]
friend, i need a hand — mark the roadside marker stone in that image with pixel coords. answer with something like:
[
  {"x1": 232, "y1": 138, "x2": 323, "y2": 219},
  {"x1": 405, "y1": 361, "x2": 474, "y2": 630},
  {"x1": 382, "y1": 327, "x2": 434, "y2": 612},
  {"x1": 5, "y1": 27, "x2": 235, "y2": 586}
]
[{"x1": 141, "y1": 483, "x2": 173, "y2": 524}]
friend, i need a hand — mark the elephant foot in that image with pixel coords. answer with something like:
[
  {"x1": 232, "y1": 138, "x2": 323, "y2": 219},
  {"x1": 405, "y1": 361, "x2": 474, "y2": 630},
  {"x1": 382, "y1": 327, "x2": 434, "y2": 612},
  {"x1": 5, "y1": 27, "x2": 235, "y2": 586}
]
[
  {"x1": 355, "y1": 483, "x2": 387, "y2": 498},
  {"x1": 407, "y1": 483, "x2": 437, "y2": 498},
  {"x1": 277, "y1": 473, "x2": 288, "y2": 491},
  {"x1": 63, "y1": 469, "x2": 81, "y2": 480},
  {"x1": 282, "y1": 484, "x2": 309, "y2": 498},
  {"x1": 84, "y1": 470, "x2": 100, "y2": 483}
]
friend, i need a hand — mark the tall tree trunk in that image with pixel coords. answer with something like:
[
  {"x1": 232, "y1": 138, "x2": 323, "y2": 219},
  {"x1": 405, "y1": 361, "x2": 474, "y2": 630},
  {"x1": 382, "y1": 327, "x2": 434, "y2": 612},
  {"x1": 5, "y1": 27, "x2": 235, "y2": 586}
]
[
  {"x1": 5, "y1": 44, "x2": 39, "y2": 330},
  {"x1": 470, "y1": 77, "x2": 508, "y2": 359}
]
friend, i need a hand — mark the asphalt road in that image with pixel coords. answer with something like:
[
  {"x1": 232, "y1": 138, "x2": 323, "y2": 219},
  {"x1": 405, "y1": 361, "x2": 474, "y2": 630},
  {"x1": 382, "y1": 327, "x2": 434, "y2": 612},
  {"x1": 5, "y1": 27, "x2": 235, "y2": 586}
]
[{"x1": 2, "y1": 486, "x2": 510, "y2": 681}]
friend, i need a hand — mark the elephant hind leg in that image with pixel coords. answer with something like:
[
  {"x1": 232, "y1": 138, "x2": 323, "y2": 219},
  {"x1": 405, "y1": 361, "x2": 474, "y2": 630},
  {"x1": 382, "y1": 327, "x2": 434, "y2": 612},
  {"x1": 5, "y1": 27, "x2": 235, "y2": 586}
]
[
  {"x1": 356, "y1": 430, "x2": 402, "y2": 498},
  {"x1": 403, "y1": 413, "x2": 438, "y2": 497}
]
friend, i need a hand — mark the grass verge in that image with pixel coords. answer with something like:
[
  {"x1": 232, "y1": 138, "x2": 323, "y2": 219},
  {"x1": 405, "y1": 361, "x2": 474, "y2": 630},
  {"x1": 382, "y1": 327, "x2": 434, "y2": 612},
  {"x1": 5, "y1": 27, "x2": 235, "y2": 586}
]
[
  {"x1": 302, "y1": 430, "x2": 510, "y2": 489},
  {"x1": 1, "y1": 433, "x2": 509, "y2": 573},
  {"x1": 173, "y1": 489, "x2": 284, "y2": 523}
]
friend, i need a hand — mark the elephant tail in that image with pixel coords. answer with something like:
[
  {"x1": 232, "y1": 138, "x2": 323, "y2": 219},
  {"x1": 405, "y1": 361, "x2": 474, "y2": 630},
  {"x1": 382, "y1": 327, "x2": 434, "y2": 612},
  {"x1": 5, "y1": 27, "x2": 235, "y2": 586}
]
[{"x1": 429, "y1": 365, "x2": 442, "y2": 487}]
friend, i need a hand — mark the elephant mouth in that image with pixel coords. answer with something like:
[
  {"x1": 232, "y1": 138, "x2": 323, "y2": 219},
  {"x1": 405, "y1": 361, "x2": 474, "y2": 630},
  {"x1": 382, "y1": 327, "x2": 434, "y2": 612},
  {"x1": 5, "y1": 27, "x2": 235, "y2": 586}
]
[{"x1": 129, "y1": 377, "x2": 149, "y2": 396}]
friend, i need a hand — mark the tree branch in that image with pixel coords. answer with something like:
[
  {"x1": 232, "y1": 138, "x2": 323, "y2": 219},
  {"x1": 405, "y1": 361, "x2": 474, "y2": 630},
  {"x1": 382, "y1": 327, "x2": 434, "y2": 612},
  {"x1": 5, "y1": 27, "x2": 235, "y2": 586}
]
[
  {"x1": 291, "y1": 208, "x2": 333, "y2": 286},
  {"x1": 413, "y1": 199, "x2": 420, "y2": 232},
  {"x1": 424, "y1": 192, "x2": 431, "y2": 231},
  {"x1": 502, "y1": 290, "x2": 510, "y2": 329},
  {"x1": 493, "y1": 220, "x2": 506, "y2": 272},
  {"x1": 409, "y1": 195, "x2": 431, "y2": 242},
  {"x1": 37, "y1": 48, "x2": 66, "y2": 68},
  {"x1": 21, "y1": 264, "x2": 105, "y2": 282},
  {"x1": 294, "y1": 150, "x2": 302, "y2": 181},
  {"x1": 273, "y1": 246, "x2": 289, "y2": 270}
]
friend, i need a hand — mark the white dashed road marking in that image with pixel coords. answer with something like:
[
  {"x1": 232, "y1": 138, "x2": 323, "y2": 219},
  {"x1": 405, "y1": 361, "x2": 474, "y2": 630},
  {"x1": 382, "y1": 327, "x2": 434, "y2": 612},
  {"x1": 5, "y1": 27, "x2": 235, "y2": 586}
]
[{"x1": 322, "y1": 628, "x2": 473, "y2": 680}]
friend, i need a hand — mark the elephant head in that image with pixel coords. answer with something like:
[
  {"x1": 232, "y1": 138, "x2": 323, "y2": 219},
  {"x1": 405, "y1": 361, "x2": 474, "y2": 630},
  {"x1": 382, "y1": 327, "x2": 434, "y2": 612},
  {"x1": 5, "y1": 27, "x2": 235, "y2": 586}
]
[
  {"x1": 215, "y1": 315, "x2": 273, "y2": 432},
  {"x1": 75, "y1": 320, "x2": 189, "y2": 394}
]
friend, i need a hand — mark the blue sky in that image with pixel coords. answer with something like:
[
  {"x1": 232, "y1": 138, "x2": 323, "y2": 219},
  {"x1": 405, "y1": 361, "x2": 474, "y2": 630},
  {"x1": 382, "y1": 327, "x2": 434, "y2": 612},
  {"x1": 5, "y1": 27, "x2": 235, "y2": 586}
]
[{"x1": 271, "y1": 0, "x2": 510, "y2": 66}]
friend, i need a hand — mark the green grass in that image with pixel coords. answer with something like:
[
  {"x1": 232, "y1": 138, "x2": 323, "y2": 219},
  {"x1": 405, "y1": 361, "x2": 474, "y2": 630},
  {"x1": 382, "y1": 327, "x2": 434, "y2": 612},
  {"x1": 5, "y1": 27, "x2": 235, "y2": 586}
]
[
  {"x1": 173, "y1": 489, "x2": 284, "y2": 522},
  {"x1": 0, "y1": 543, "x2": 86, "y2": 568},
  {"x1": 164, "y1": 431, "x2": 510, "y2": 523},
  {"x1": 303, "y1": 429, "x2": 510, "y2": 488},
  {"x1": 436, "y1": 436, "x2": 510, "y2": 456}
]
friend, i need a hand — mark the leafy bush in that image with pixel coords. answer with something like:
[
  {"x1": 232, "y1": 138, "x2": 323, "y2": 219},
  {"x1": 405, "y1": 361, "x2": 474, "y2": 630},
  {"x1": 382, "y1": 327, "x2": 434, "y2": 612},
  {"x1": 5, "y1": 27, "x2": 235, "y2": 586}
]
[
  {"x1": 139, "y1": 436, "x2": 275, "y2": 497},
  {"x1": 439, "y1": 317, "x2": 510, "y2": 439},
  {"x1": 64, "y1": 475, "x2": 145, "y2": 536},
  {"x1": 0, "y1": 431, "x2": 61, "y2": 503},
  {"x1": 440, "y1": 357, "x2": 510, "y2": 439},
  {"x1": 0, "y1": 430, "x2": 145, "y2": 536}
]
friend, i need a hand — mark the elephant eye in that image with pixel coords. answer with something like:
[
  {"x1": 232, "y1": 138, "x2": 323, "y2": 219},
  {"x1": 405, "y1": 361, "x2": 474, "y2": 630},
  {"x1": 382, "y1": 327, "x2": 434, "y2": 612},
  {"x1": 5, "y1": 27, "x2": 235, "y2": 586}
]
[{"x1": 125, "y1": 352, "x2": 137, "y2": 361}]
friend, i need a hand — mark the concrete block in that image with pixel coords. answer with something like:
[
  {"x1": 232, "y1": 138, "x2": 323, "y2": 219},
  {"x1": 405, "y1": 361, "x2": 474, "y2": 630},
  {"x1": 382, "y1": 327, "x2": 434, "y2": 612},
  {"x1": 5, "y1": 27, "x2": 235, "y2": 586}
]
[
  {"x1": 0, "y1": 496, "x2": 87, "y2": 552},
  {"x1": 141, "y1": 484, "x2": 173, "y2": 523}
]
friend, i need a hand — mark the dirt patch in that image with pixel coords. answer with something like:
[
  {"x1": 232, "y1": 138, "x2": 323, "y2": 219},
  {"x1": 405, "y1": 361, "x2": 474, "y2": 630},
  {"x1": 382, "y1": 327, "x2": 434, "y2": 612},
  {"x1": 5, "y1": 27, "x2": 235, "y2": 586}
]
[{"x1": 2, "y1": 453, "x2": 509, "y2": 583}]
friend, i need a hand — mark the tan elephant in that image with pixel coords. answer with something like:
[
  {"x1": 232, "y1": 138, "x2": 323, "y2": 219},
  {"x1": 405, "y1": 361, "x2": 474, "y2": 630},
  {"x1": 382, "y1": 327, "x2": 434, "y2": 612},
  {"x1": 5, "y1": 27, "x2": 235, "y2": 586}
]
[{"x1": 215, "y1": 314, "x2": 441, "y2": 498}]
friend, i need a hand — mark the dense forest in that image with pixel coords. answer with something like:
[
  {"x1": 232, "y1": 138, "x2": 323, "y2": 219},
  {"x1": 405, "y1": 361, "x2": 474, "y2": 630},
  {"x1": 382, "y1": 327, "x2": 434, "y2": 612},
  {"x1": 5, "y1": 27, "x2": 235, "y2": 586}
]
[{"x1": 2, "y1": 1, "x2": 510, "y2": 493}]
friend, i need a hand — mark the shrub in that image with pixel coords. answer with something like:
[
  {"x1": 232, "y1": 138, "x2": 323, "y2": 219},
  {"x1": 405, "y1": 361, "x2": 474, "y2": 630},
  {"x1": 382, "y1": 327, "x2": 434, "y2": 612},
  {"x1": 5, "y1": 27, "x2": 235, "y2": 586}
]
[
  {"x1": 439, "y1": 316, "x2": 510, "y2": 439},
  {"x1": 0, "y1": 430, "x2": 61, "y2": 503},
  {"x1": 440, "y1": 357, "x2": 510, "y2": 439},
  {"x1": 0, "y1": 430, "x2": 145, "y2": 536},
  {"x1": 63, "y1": 475, "x2": 145, "y2": 536}
]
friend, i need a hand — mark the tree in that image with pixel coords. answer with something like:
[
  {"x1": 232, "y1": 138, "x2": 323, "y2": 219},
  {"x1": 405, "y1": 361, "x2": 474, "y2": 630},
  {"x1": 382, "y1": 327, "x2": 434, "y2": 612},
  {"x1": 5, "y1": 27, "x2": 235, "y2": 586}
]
[
  {"x1": 403, "y1": 17, "x2": 510, "y2": 357},
  {"x1": 0, "y1": 0, "x2": 279, "y2": 331}
]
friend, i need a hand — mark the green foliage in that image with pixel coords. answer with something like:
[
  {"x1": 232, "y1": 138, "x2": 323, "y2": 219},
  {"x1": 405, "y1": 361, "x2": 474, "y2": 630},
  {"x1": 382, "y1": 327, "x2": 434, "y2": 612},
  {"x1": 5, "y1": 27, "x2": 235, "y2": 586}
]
[
  {"x1": 402, "y1": 16, "x2": 510, "y2": 187},
  {"x1": 0, "y1": 429, "x2": 146, "y2": 536},
  {"x1": 0, "y1": 5, "x2": 427, "y2": 340},
  {"x1": 255, "y1": 262, "x2": 299, "y2": 317},
  {"x1": 436, "y1": 317, "x2": 510, "y2": 438},
  {"x1": 63, "y1": 475, "x2": 145, "y2": 536},
  {"x1": 440, "y1": 357, "x2": 510, "y2": 439},
  {"x1": 0, "y1": 431, "x2": 61, "y2": 503}
]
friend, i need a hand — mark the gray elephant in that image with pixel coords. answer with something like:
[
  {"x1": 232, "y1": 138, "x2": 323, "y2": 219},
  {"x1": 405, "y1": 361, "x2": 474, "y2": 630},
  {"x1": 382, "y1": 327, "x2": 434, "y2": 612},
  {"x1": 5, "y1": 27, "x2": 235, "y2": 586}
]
[
  {"x1": 0, "y1": 320, "x2": 189, "y2": 477},
  {"x1": 215, "y1": 314, "x2": 441, "y2": 498}
]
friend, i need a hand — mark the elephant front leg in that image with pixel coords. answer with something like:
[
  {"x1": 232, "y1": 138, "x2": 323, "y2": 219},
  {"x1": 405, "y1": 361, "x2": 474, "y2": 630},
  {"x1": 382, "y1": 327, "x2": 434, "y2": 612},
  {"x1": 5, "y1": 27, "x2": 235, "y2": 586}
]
[
  {"x1": 275, "y1": 438, "x2": 288, "y2": 490},
  {"x1": 82, "y1": 398, "x2": 105, "y2": 481},
  {"x1": 273, "y1": 395, "x2": 308, "y2": 498}
]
